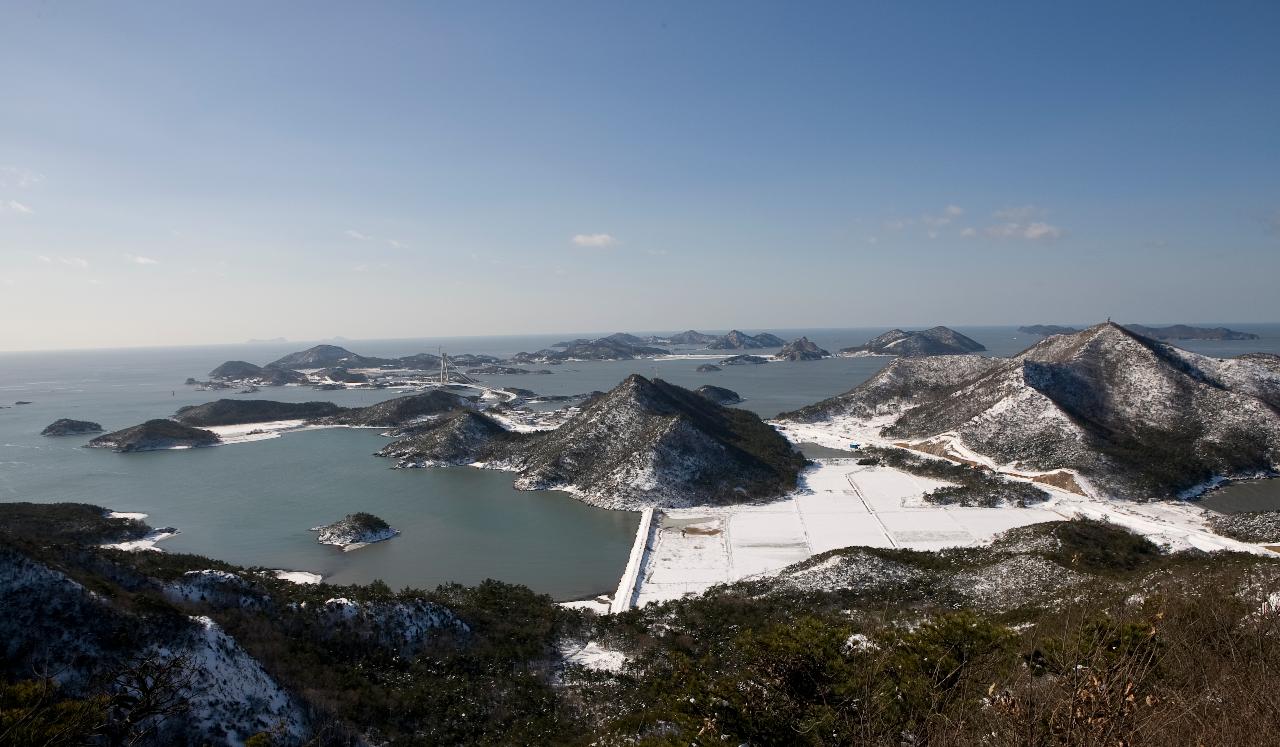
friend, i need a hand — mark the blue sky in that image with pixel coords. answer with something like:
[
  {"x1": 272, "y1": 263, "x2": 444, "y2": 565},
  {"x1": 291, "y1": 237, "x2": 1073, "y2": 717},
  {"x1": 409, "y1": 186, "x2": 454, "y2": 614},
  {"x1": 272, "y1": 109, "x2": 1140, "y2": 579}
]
[{"x1": 2, "y1": 1, "x2": 1278, "y2": 350}]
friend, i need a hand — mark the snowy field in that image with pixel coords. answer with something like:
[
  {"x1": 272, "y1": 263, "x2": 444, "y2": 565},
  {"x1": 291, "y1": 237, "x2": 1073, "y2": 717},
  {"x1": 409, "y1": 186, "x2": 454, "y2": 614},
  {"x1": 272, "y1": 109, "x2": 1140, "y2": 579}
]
[{"x1": 632, "y1": 455, "x2": 1270, "y2": 608}]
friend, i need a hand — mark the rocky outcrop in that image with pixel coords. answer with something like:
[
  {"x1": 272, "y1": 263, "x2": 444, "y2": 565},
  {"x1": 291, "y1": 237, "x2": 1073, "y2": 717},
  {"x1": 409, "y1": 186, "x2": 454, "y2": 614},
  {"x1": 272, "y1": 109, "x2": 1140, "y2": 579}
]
[
  {"x1": 775, "y1": 336, "x2": 830, "y2": 361},
  {"x1": 551, "y1": 338, "x2": 593, "y2": 349},
  {"x1": 781, "y1": 355, "x2": 1000, "y2": 422},
  {"x1": 719, "y1": 354, "x2": 769, "y2": 365},
  {"x1": 1018, "y1": 325, "x2": 1081, "y2": 337},
  {"x1": 174, "y1": 399, "x2": 343, "y2": 427},
  {"x1": 209, "y1": 360, "x2": 266, "y2": 379},
  {"x1": 783, "y1": 323, "x2": 1280, "y2": 498},
  {"x1": 88, "y1": 420, "x2": 220, "y2": 452},
  {"x1": 41, "y1": 418, "x2": 103, "y2": 436},
  {"x1": 1021, "y1": 323, "x2": 1260, "y2": 342},
  {"x1": 324, "y1": 390, "x2": 472, "y2": 427},
  {"x1": 312, "y1": 597, "x2": 467, "y2": 657},
  {"x1": 706, "y1": 330, "x2": 786, "y2": 350},
  {"x1": 696, "y1": 364, "x2": 722, "y2": 373},
  {"x1": 512, "y1": 337, "x2": 669, "y2": 363},
  {"x1": 377, "y1": 410, "x2": 525, "y2": 467},
  {"x1": 694, "y1": 385, "x2": 743, "y2": 405},
  {"x1": 311, "y1": 513, "x2": 399, "y2": 549},
  {"x1": 507, "y1": 376, "x2": 804, "y2": 507},
  {"x1": 1123, "y1": 324, "x2": 1260, "y2": 341},
  {"x1": 394, "y1": 352, "x2": 442, "y2": 370},
  {"x1": 380, "y1": 376, "x2": 804, "y2": 508},
  {"x1": 207, "y1": 360, "x2": 308, "y2": 385},
  {"x1": 0, "y1": 547, "x2": 309, "y2": 743},
  {"x1": 268, "y1": 344, "x2": 394, "y2": 370},
  {"x1": 840, "y1": 326, "x2": 986, "y2": 357},
  {"x1": 318, "y1": 367, "x2": 369, "y2": 384},
  {"x1": 669, "y1": 330, "x2": 720, "y2": 345},
  {"x1": 449, "y1": 353, "x2": 503, "y2": 367},
  {"x1": 167, "y1": 391, "x2": 469, "y2": 430},
  {"x1": 466, "y1": 365, "x2": 552, "y2": 376},
  {"x1": 1207, "y1": 510, "x2": 1280, "y2": 543}
]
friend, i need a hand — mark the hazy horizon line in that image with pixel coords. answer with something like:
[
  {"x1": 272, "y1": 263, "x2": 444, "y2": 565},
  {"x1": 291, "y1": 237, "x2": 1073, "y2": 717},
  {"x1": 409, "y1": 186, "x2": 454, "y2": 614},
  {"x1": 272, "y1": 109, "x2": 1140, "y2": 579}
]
[{"x1": 3, "y1": 320, "x2": 1277, "y2": 356}]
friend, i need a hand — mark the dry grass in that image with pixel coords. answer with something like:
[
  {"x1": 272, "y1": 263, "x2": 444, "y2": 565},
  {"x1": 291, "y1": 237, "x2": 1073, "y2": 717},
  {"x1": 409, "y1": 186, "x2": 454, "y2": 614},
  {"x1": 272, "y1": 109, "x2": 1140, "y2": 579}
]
[{"x1": 1032, "y1": 470, "x2": 1087, "y2": 495}]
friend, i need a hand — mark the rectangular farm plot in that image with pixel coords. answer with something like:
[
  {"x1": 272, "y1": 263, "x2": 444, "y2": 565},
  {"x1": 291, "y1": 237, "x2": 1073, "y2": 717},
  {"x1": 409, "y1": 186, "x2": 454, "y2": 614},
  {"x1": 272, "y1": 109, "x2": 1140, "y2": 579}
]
[
  {"x1": 803, "y1": 517, "x2": 896, "y2": 554},
  {"x1": 876, "y1": 510, "x2": 974, "y2": 550},
  {"x1": 728, "y1": 510, "x2": 811, "y2": 578}
]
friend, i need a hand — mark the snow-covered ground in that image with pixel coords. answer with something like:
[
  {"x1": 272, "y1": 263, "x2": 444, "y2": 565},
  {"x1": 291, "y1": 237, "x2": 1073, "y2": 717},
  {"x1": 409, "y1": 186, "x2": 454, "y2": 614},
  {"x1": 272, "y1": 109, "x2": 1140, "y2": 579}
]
[
  {"x1": 200, "y1": 419, "x2": 310, "y2": 444},
  {"x1": 560, "y1": 597, "x2": 612, "y2": 614},
  {"x1": 105, "y1": 510, "x2": 148, "y2": 520},
  {"x1": 102, "y1": 527, "x2": 181, "y2": 552},
  {"x1": 174, "y1": 616, "x2": 309, "y2": 746},
  {"x1": 272, "y1": 570, "x2": 323, "y2": 584},
  {"x1": 632, "y1": 452, "x2": 1272, "y2": 607},
  {"x1": 558, "y1": 640, "x2": 628, "y2": 673},
  {"x1": 652, "y1": 353, "x2": 739, "y2": 361}
]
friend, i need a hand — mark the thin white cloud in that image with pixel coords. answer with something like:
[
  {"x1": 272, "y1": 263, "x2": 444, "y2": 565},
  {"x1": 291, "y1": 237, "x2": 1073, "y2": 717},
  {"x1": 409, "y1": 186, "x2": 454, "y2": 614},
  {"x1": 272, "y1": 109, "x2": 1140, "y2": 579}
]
[
  {"x1": 984, "y1": 221, "x2": 1062, "y2": 241},
  {"x1": 993, "y1": 205, "x2": 1046, "y2": 222},
  {"x1": 1023, "y1": 222, "x2": 1062, "y2": 240},
  {"x1": 922, "y1": 205, "x2": 964, "y2": 227},
  {"x1": 571, "y1": 233, "x2": 617, "y2": 248},
  {"x1": 126, "y1": 254, "x2": 159, "y2": 265},
  {"x1": 646, "y1": 248, "x2": 669, "y2": 256},
  {"x1": 978, "y1": 205, "x2": 1062, "y2": 241},
  {"x1": 36, "y1": 254, "x2": 52, "y2": 263},
  {"x1": 0, "y1": 166, "x2": 43, "y2": 189},
  {"x1": 353, "y1": 264, "x2": 369, "y2": 272},
  {"x1": 387, "y1": 239, "x2": 407, "y2": 249},
  {"x1": 47, "y1": 258, "x2": 90, "y2": 269},
  {"x1": 4, "y1": 200, "x2": 33, "y2": 214},
  {"x1": 344, "y1": 229, "x2": 372, "y2": 241}
]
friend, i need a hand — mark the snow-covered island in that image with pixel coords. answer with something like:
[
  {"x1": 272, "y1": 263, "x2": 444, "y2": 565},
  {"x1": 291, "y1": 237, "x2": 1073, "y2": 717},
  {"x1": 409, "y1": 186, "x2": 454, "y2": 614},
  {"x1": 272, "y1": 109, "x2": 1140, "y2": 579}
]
[{"x1": 311, "y1": 512, "x2": 400, "y2": 551}]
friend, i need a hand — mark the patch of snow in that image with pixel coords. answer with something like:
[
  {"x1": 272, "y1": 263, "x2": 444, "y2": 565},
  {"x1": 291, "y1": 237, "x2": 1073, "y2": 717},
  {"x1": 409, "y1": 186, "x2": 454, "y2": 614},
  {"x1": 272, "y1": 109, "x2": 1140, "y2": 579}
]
[
  {"x1": 631, "y1": 434, "x2": 1273, "y2": 607},
  {"x1": 559, "y1": 597, "x2": 612, "y2": 614},
  {"x1": 558, "y1": 640, "x2": 628, "y2": 672},
  {"x1": 170, "y1": 616, "x2": 308, "y2": 746},
  {"x1": 201, "y1": 419, "x2": 308, "y2": 444},
  {"x1": 102, "y1": 527, "x2": 180, "y2": 552},
  {"x1": 106, "y1": 510, "x2": 148, "y2": 520},
  {"x1": 273, "y1": 570, "x2": 323, "y2": 585}
]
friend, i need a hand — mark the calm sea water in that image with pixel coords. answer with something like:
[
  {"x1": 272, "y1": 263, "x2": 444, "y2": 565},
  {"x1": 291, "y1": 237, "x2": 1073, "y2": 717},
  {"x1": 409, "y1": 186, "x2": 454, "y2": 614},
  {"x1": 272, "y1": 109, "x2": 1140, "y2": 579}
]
[{"x1": 3, "y1": 324, "x2": 1278, "y2": 595}]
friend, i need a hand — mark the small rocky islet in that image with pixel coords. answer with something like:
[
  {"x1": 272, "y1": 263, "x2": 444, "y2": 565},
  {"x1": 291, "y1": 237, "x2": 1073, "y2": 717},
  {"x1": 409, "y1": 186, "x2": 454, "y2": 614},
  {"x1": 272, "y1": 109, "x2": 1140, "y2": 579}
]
[
  {"x1": 41, "y1": 418, "x2": 104, "y2": 437},
  {"x1": 311, "y1": 512, "x2": 400, "y2": 550},
  {"x1": 775, "y1": 336, "x2": 831, "y2": 361},
  {"x1": 87, "y1": 420, "x2": 220, "y2": 452},
  {"x1": 839, "y1": 326, "x2": 987, "y2": 357}
]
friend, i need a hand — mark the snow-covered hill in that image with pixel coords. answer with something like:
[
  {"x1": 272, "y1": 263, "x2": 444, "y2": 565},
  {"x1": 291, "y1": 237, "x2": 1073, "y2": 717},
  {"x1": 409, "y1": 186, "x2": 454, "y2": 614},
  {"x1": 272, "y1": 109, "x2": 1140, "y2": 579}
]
[
  {"x1": 782, "y1": 323, "x2": 1280, "y2": 498},
  {"x1": 379, "y1": 375, "x2": 806, "y2": 509}
]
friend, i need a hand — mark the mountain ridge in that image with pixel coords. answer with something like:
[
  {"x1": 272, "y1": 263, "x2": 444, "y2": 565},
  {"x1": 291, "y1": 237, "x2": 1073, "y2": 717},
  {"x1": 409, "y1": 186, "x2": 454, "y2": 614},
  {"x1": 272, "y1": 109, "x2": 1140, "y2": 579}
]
[{"x1": 783, "y1": 322, "x2": 1280, "y2": 497}]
